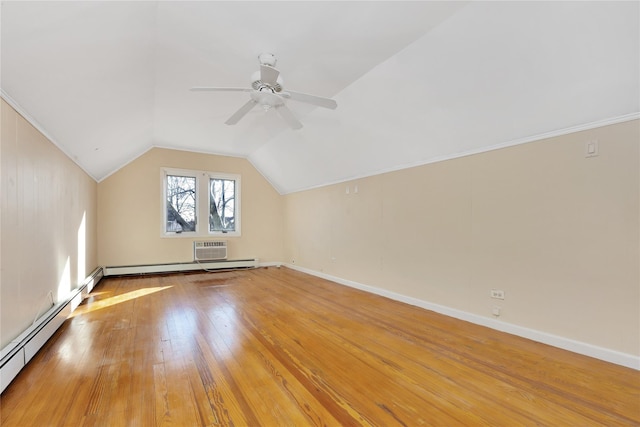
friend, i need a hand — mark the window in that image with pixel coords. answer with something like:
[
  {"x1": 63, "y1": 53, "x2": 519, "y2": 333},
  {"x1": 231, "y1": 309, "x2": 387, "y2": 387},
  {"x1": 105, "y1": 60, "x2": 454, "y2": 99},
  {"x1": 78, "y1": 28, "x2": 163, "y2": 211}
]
[
  {"x1": 209, "y1": 178, "x2": 236, "y2": 233},
  {"x1": 166, "y1": 174, "x2": 197, "y2": 233},
  {"x1": 162, "y1": 168, "x2": 241, "y2": 237}
]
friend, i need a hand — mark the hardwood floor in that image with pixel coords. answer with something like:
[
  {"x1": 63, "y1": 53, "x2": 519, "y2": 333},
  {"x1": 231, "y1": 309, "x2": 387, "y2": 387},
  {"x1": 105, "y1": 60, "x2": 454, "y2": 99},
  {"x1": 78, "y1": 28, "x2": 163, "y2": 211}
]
[{"x1": 1, "y1": 267, "x2": 638, "y2": 426}]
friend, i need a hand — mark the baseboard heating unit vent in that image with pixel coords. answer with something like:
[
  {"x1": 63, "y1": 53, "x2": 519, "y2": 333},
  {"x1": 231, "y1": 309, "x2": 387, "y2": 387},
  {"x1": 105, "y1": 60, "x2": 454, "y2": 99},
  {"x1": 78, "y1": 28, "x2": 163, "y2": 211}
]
[
  {"x1": 194, "y1": 240, "x2": 227, "y2": 261},
  {"x1": 103, "y1": 259, "x2": 258, "y2": 276},
  {"x1": 0, "y1": 267, "x2": 103, "y2": 393}
]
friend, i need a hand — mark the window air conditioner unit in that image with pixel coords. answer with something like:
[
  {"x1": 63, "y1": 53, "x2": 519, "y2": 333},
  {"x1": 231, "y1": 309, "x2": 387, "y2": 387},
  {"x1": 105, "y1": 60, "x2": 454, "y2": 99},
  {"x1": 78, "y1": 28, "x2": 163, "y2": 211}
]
[{"x1": 194, "y1": 240, "x2": 227, "y2": 261}]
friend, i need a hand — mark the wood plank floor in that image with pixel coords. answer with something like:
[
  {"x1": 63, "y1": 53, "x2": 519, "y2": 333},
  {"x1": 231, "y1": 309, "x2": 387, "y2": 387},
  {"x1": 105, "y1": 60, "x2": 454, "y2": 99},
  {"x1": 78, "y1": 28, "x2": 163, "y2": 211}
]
[{"x1": 1, "y1": 267, "x2": 639, "y2": 426}]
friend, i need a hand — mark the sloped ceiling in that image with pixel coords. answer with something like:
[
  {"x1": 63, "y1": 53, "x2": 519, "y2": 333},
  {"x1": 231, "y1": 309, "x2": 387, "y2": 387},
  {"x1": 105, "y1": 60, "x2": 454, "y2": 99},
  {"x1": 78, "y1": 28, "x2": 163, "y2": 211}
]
[{"x1": 1, "y1": 1, "x2": 638, "y2": 194}]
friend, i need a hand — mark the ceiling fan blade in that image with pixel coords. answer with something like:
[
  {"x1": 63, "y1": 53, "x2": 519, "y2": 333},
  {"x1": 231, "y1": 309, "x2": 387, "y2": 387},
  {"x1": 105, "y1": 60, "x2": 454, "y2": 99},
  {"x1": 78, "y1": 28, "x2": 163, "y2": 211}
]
[
  {"x1": 191, "y1": 87, "x2": 252, "y2": 92},
  {"x1": 284, "y1": 90, "x2": 337, "y2": 109},
  {"x1": 225, "y1": 100, "x2": 258, "y2": 125},
  {"x1": 260, "y1": 65, "x2": 280, "y2": 86},
  {"x1": 275, "y1": 104, "x2": 303, "y2": 130}
]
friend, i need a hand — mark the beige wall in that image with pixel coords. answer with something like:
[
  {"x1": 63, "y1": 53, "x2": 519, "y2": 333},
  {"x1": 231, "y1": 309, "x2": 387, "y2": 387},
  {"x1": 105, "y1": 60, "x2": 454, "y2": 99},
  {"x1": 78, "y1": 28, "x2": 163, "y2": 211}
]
[
  {"x1": 3, "y1": 96, "x2": 636, "y2": 359},
  {"x1": 97, "y1": 148, "x2": 284, "y2": 266},
  {"x1": 1, "y1": 99, "x2": 98, "y2": 349},
  {"x1": 283, "y1": 120, "x2": 640, "y2": 356}
]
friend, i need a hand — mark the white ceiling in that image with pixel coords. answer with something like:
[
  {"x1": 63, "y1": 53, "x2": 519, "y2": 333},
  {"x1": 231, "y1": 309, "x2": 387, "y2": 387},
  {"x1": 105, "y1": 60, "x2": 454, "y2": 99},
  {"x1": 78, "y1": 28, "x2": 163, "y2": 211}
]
[{"x1": 2, "y1": 1, "x2": 638, "y2": 194}]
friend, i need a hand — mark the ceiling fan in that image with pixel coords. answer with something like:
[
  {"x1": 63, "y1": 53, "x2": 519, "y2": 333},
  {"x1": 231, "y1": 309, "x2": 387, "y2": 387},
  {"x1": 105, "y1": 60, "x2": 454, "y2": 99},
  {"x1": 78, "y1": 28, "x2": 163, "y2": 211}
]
[{"x1": 191, "y1": 53, "x2": 337, "y2": 130}]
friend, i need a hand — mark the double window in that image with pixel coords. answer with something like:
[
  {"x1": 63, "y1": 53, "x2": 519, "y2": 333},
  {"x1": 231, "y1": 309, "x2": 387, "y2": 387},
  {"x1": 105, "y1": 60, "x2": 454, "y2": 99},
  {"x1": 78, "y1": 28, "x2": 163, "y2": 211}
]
[{"x1": 162, "y1": 168, "x2": 241, "y2": 237}]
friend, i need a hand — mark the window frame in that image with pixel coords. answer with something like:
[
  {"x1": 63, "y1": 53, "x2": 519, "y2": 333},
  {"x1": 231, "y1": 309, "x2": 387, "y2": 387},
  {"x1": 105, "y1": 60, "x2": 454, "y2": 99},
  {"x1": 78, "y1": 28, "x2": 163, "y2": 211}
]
[{"x1": 161, "y1": 167, "x2": 241, "y2": 238}]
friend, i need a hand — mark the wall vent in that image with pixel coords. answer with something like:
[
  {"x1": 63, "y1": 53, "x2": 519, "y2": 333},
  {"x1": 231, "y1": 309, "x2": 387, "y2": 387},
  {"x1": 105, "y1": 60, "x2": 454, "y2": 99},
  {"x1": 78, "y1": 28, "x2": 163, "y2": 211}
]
[{"x1": 194, "y1": 240, "x2": 227, "y2": 261}]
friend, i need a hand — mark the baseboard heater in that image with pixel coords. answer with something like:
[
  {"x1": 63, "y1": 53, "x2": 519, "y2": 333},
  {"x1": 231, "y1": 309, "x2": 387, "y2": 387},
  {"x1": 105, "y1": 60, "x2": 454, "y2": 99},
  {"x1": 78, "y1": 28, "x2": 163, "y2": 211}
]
[
  {"x1": 103, "y1": 258, "x2": 259, "y2": 277},
  {"x1": 0, "y1": 267, "x2": 103, "y2": 393}
]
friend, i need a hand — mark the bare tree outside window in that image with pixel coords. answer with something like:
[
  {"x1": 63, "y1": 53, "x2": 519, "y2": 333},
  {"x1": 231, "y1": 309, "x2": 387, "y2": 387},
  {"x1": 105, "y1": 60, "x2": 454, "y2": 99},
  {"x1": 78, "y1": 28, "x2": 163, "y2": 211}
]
[
  {"x1": 166, "y1": 175, "x2": 196, "y2": 232},
  {"x1": 162, "y1": 168, "x2": 240, "y2": 237},
  {"x1": 209, "y1": 178, "x2": 235, "y2": 232}
]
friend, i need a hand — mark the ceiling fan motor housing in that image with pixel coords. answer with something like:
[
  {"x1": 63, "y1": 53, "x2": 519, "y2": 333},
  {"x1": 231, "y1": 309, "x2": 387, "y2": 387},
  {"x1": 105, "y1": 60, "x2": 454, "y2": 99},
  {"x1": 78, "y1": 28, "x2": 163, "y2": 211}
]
[{"x1": 251, "y1": 70, "x2": 283, "y2": 92}]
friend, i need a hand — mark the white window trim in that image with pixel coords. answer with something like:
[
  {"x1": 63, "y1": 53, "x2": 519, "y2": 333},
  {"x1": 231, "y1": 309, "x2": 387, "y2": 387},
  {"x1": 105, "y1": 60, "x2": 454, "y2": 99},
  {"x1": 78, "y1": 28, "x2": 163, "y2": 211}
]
[{"x1": 161, "y1": 167, "x2": 241, "y2": 238}]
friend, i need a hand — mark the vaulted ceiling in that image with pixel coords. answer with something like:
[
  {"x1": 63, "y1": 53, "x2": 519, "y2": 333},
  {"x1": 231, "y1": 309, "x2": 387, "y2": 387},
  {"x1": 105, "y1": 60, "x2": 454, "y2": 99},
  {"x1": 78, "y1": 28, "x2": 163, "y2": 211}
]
[{"x1": 2, "y1": 1, "x2": 638, "y2": 194}]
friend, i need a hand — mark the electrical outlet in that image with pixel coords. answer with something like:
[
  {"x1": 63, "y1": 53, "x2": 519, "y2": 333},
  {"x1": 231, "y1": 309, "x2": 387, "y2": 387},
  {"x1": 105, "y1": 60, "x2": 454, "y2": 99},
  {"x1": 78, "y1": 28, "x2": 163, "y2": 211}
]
[
  {"x1": 490, "y1": 289, "x2": 505, "y2": 300},
  {"x1": 492, "y1": 306, "x2": 501, "y2": 317}
]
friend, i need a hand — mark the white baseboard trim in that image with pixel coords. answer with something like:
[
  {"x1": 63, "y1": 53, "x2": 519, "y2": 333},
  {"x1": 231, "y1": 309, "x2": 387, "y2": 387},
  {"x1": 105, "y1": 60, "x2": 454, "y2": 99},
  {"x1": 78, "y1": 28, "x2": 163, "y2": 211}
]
[
  {"x1": 103, "y1": 259, "x2": 259, "y2": 276},
  {"x1": 285, "y1": 264, "x2": 640, "y2": 371},
  {"x1": 0, "y1": 267, "x2": 104, "y2": 393},
  {"x1": 259, "y1": 261, "x2": 284, "y2": 268}
]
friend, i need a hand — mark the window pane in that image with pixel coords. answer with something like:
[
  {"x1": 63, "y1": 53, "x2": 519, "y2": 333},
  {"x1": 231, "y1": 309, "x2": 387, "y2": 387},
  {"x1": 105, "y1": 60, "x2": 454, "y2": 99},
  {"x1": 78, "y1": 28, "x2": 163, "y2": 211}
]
[
  {"x1": 209, "y1": 178, "x2": 235, "y2": 232},
  {"x1": 166, "y1": 175, "x2": 196, "y2": 232}
]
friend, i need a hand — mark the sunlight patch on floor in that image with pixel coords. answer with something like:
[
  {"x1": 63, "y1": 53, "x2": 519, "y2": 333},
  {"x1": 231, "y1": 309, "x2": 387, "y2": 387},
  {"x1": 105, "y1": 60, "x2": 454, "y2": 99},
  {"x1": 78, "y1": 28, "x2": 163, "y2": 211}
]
[{"x1": 69, "y1": 286, "x2": 173, "y2": 317}]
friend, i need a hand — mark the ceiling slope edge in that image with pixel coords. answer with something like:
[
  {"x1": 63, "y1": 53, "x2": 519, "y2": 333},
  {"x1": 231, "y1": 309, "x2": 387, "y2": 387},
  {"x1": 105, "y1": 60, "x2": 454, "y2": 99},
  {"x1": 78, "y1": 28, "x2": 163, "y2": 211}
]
[
  {"x1": 99, "y1": 143, "x2": 259, "y2": 184},
  {"x1": 1, "y1": 89, "x2": 162, "y2": 185},
  {"x1": 258, "y1": 112, "x2": 640, "y2": 196},
  {"x1": 4, "y1": 85, "x2": 636, "y2": 192},
  {"x1": 1, "y1": 90, "x2": 99, "y2": 182}
]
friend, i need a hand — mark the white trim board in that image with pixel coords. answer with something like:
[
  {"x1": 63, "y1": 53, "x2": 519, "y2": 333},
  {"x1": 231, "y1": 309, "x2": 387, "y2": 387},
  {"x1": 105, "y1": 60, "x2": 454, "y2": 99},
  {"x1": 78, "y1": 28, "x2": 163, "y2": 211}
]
[
  {"x1": 0, "y1": 267, "x2": 104, "y2": 392},
  {"x1": 0, "y1": 90, "x2": 100, "y2": 182},
  {"x1": 103, "y1": 259, "x2": 259, "y2": 276},
  {"x1": 280, "y1": 113, "x2": 640, "y2": 195},
  {"x1": 285, "y1": 264, "x2": 640, "y2": 371}
]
